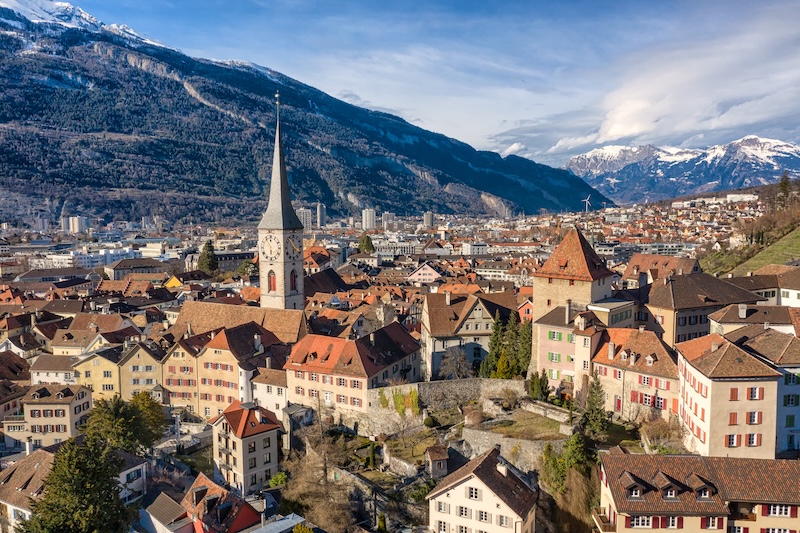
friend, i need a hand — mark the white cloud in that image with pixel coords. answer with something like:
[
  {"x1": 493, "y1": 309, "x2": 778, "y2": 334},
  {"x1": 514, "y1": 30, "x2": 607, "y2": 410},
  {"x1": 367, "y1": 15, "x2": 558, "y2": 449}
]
[{"x1": 500, "y1": 142, "x2": 526, "y2": 157}]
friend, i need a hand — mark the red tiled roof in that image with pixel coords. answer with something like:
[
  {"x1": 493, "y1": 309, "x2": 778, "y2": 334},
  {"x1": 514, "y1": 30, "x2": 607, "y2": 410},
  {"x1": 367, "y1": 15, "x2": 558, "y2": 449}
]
[
  {"x1": 211, "y1": 400, "x2": 281, "y2": 438},
  {"x1": 533, "y1": 228, "x2": 613, "y2": 282}
]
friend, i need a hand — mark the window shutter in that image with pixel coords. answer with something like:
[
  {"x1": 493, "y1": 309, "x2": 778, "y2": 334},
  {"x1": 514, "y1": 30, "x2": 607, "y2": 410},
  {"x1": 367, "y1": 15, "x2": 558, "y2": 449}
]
[
  {"x1": 742, "y1": 528, "x2": 748, "y2": 533},
  {"x1": 652, "y1": 517, "x2": 660, "y2": 529},
  {"x1": 666, "y1": 381, "x2": 671, "y2": 391},
  {"x1": 631, "y1": 391, "x2": 638, "y2": 402},
  {"x1": 639, "y1": 392, "x2": 644, "y2": 404},
  {"x1": 638, "y1": 375, "x2": 643, "y2": 384},
  {"x1": 717, "y1": 519, "x2": 723, "y2": 530},
  {"x1": 762, "y1": 504, "x2": 769, "y2": 516},
  {"x1": 786, "y1": 374, "x2": 792, "y2": 385},
  {"x1": 785, "y1": 395, "x2": 790, "y2": 407},
  {"x1": 736, "y1": 434, "x2": 742, "y2": 447},
  {"x1": 757, "y1": 411, "x2": 762, "y2": 424},
  {"x1": 791, "y1": 506, "x2": 798, "y2": 518},
  {"x1": 677, "y1": 517, "x2": 683, "y2": 529},
  {"x1": 795, "y1": 394, "x2": 800, "y2": 405},
  {"x1": 756, "y1": 434, "x2": 762, "y2": 446},
  {"x1": 661, "y1": 517, "x2": 668, "y2": 528},
  {"x1": 758, "y1": 387, "x2": 764, "y2": 400},
  {"x1": 729, "y1": 412, "x2": 737, "y2": 425},
  {"x1": 701, "y1": 517, "x2": 707, "y2": 529},
  {"x1": 730, "y1": 388, "x2": 738, "y2": 401},
  {"x1": 625, "y1": 517, "x2": 631, "y2": 528},
  {"x1": 724, "y1": 435, "x2": 730, "y2": 448}
]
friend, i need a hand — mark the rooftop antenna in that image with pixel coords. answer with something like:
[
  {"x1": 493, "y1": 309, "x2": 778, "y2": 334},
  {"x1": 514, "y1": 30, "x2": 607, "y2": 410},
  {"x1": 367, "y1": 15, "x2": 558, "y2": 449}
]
[{"x1": 583, "y1": 194, "x2": 592, "y2": 213}]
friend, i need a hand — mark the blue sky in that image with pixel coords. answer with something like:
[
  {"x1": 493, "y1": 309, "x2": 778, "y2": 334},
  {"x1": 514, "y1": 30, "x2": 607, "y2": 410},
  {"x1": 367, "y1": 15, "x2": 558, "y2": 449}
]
[{"x1": 53, "y1": 1, "x2": 800, "y2": 165}]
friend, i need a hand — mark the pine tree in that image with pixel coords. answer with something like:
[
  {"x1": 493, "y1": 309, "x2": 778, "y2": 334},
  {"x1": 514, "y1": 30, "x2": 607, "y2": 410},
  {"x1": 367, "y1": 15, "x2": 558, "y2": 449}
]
[
  {"x1": 504, "y1": 312, "x2": 520, "y2": 375},
  {"x1": 357, "y1": 232, "x2": 375, "y2": 253},
  {"x1": 197, "y1": 240, "x2": 218, "y2": 274},
  {"x1": 516, "y1": 320, "x2": 533, "y2": 377},
  {"x1": 582, "y1": 372, "x2": 609, "y2": 442},
  {"x1": 481, "y1": 311, "x2": 505, "y2": 377},
  {"x1": 492, "y1": 351, "x2": 513, "y2": 379},
  {"x1": 17, "y1": 437, "x2": 134, "y2": 533}
]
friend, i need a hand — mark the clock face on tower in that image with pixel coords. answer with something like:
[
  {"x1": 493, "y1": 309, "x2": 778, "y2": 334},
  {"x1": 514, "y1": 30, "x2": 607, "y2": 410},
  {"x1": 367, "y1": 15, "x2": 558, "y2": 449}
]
[
  {"x1": 260, "y1": 234, "x2": 281, "y2": 262},
  {"x1": 286, "y1": 235, "x2": 302, "y2": 261}
]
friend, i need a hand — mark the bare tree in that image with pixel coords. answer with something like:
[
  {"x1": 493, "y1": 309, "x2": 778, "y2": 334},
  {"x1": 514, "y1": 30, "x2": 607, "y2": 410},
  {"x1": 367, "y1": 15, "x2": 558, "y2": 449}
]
[{"x1": 438, "y1": 346, "x2": 473, "y2": 380}]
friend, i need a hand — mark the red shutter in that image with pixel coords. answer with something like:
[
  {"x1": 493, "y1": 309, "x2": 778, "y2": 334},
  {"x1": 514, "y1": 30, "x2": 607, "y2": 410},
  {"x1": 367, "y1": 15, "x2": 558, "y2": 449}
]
[
  {"x1": 701, "y1": 517, "x2": 707, "y2": 529},
  {"x1": 626, "y1": 517, "x2": 631, "y2": 528},
  {"x1": 729, "y1": 412, "x2": 737, "y2": 425},
  {"x1": 672, "y1": 398, "x2": 679, "y2": 414},
  {"x1": 756, "y1": 434, "x2": 762, "y2": 446},
  {"x1": 639, "y1": 375, "x2": 643, "y2": 384},
  {"x1": 724, "y1": 435, "x2": 730, "y2": 448},
  {"x1": 758, "y1": 386, "x2": 764, "y2": 399},
  {"x1": 677, "y1": 517, "x2": 683, "y2": 529},
  {"x1": 743, "y1": 528, "x2": 749, "y2": 533},
  {"x1": 631, "y1": 390, "x2": 639, "y2": 402},
  {"x1": 757, "y1": 411, "x2": 762, "y2": 424},
  {"x1": 666, "y1": 381, "x2": 671, "y2": 391},
  {"x1": 652, "y1": 517, "x2": 659, "y2": 529},
  {"x1": 730, "y1": 387, "x2": 738, "y2": 401},
  {"x1": 762, "y1": 504, "x2": 769, "y2": 516},
  {"x1": 718, "y1": 518, "x2": 724, "y2": 529},
  {"x1": 791, "y1": 506, "x2": 798, "y2": 518},
  {"x1": 736, "y1": 434, "x2": 742, "y2": 447},
  {"x1": 639, "y1": 392, "x2": 644, "y2": 403}
]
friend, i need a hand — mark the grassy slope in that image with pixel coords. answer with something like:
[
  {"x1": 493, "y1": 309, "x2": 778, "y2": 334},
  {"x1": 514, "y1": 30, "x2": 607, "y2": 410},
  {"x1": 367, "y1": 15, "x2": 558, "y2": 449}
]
[{"x1": 729, "y1": 226, "x2": 800, "y2": 276}]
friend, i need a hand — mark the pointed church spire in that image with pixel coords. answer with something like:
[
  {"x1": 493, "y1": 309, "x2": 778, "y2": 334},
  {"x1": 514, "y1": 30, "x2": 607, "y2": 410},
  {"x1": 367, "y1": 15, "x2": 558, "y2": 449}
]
[{"x1": 259, "y1": 92, "x2": 303, "y2": 230}]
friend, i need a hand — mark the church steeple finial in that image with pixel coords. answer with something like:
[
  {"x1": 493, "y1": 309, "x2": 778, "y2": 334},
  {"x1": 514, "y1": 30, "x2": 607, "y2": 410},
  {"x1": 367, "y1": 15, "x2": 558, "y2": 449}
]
[{"x1": 258, "y1": 91, "x2": 303, "y2": 230}]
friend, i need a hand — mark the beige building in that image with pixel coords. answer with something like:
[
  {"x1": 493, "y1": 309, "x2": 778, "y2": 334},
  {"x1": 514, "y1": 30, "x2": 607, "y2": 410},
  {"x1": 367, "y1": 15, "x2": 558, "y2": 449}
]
[
  {"x1": 595, "y1": 452, "x2": 800, "y2": 533},
  {"x1": 285, "y1": 322, "x2": 420, "y2": 426},
  {"x1": 2, "y1": 384, "x2": 91, "y2": 449},
  {"x1": 620, "y1": 253, "x2": 700, "y2": 289},
  {"x1": 159, "y1": 329, "x2": 216, "y2": 414},
  {"x1": 708, "y1": 303, "x2": 798, "y2": 336},
  {"x1": 593, "y1": 328, "x2": 679, "y2": 422},
  {"x1": 251, "y1": 368, "x2": 288, "y2": 414},
  {"x1": 73, "y1": 345, "x2": 125, "y2": 400},
  {"x1": 210, "y1": 401, "x2": 281, "y2": 496},
  {"x1": 426, "y1": 447, "x2": 537, "y2": 533},
  {"x1": 118, "y1": 341, "x2": 166, "y2": 401},
  {"x1": 421, "y1": 292, "x2": 516, "y2": 380},
  {"x1": 676, "y1": 334, "x2": 780, "y2": 458}
]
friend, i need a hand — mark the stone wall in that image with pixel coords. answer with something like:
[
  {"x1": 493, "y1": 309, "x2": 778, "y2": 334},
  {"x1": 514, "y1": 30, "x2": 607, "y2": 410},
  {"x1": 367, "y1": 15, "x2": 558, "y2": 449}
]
[
  {"x1": 520, "y1": 400, "x2": 572, "y2": 423},
  {"x1": 365, "y1": 378, "x2": 528, "y2": 412},
  {"x1": 460, "y1": 427, "x2": 566, "y2": 474},
  {"x1": 383, "y1": 446, "x2": 420, "y2": 478}
]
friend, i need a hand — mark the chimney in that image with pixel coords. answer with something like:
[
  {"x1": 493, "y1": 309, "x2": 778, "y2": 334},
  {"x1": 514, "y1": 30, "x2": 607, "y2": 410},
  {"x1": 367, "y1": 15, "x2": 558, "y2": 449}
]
[
  {"x1": 711, "y1": 342, "x2": 720, "y2": 351},
  {"x1": 629, "y1": 353, "x2": 637, "y2": 366},
  {"x1": 186, "y1": 322, "x2": 193, "y2": 336},
  {"x1": 254, "y1": 334, "x2": 262, "y2": 352},
  {"x1": 638, "y1": 325, "x2": 646, "y2": 333},
  {"x1": 565, "y1": 299, "x2": 572, "y2": 325},
  {"x1": 747, "y1": 271, "x2": 753, "y2": 277},
  {"x1": 738, "y1": 304, "x2": 747, "y2": 320},
  {"x1": 727, "y1": 273, "x2": 733, "y2": 278},
  {"x1": 678, "y1": 268, "x2": 683, "y2": 275},
  {"x1": 89, "y1": 323, "x2": 98, "y2": 333},
  {"x1": 445, "y1": 291, "x2": 451, "y2": 305},
  {"x1": 210, "y1": 330, "x2": 216, "y2": 339},
  {"x1": 608, "y1": 341, "x2": 615, "y2": 360},
  {"x1": 369, "y1": 333, "x2": 375, "y2": 346},
  {"x1": 25, "y1": 437, "x2": 33, "y2": 456}
]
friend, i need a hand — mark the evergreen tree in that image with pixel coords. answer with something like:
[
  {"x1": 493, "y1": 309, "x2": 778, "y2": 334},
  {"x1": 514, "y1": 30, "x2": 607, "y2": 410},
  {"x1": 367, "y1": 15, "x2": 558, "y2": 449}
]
[
  {"x1": 530, "y1": 368, "x2": 550, "y2": 401},
  {"x1": 84, "y1": 394, "x2": 165, "y2": 454},
  {"x1": 357, "y1": 232, "x2": 375, "y2": 254},
  {"x1": 17, "y1": 437, "x2": 134, "y2": 533},
  {"x1": 504, "y1": 312, "x2": 520, "y2": 376},
  {"x1": 129, "y1": 391, "x2": 168, "y2": 449},
  {"x1": 582, "y1": 372, "x2": 609, "y2": 442},
  {"x1": 237, "y1": 259, "x2": 255, "y2": 277},
  {"x1": 492, "y1": 351, "x2": 513, "y2": 379},
  {"x1": 480, "y1": 311, "x2": 505, "y2": 378},
  {"x1": 516, "y1": 320, "x2": 533, "y2": 377},
  {"x1": 197, "y1": 240, "x2": 218, "y2": 274}
]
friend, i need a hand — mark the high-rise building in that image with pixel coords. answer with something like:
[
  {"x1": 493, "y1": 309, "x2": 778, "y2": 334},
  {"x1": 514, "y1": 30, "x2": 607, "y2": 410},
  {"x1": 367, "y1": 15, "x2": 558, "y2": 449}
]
[
  {"x1": 362, "y1": 208, "x2": 376, "y2": 230},
  {"x1": 316, "y1": 202, "x2": 327, "y2": 228},
  {"x1": 296, "y1": 207, "x2": 313, "y2": 231},
  {"x1": 423, "y1": 211, "x2": 434, "y2": 228},
  {"x1": 257, "y1": 102, "x2": 305, "y2": 311},
  {"x1": 381, "y1": 212, "x2": 395, "y2": 230}
]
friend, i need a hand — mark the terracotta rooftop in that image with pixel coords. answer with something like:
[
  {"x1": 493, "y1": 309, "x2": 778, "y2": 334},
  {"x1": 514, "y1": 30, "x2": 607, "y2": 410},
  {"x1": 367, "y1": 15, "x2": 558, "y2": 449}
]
[
  {"x1": 622, "y1": 254, "x2": 699, "y2": 282},
  {"x1": 210, "y1": 400, "x2": 281, "y2": 439},
  {"x1": 533, "y1": 228, "x2": 613, "y2": 282},
  {"x1": 637, "y1": 273, "x2": 764, "y2": 310},
  {"x1": 676, "y1": 334, "x2": 781, "y2": 379},
  {"x1": 170, "y1": 301, "x2": 307, "y2": 344},
  {"x1": 593, "y1": 328, "x2": 678, "y2": 379}
]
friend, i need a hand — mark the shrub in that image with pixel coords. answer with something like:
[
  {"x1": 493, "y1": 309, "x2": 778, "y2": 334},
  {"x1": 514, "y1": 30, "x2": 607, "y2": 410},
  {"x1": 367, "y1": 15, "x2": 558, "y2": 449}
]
[
  {"x1": 423, "y1": 416, "x2": 439, "y2": 428},
  {"x1": 393, "y1": 390, "x2": 406, "y2": 416},
  {"x1": 269, "y1": 471, "x2": 288, "y2": 487},
  {"x1": 379, "y1": 390, "x2": 389, "y2": 408},
  {"x1": 408, "y1": 389, "x2": 421, "y2": 415}
]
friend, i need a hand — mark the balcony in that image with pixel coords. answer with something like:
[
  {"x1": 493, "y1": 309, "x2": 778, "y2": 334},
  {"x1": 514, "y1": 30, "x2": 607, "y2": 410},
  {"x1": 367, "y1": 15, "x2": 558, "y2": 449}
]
[
  {"x1": 218, "y1": 462, "x2": 232, "y2": 471},
  {"x1": 730, "y1": 513, "x2": 756, "y2": 522},
  {"x1": 219, "y1": 446, "x2": 232, "y2": 455},
  {"x1": 592, "y1": 508, "x2": 616, "y2": 533},
  {"x1": 3, "y1": 414, "x2": 25, "y2": 422}
]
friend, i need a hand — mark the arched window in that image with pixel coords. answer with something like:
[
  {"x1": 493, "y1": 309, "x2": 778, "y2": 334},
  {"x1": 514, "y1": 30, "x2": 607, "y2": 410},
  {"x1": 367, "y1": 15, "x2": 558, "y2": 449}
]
[
  {"x1": 268, "y1": 271, "x2": 276, "y2": 292},
  {"x1": 290, "y1": 270, "x2": 297, "y2": 291}
]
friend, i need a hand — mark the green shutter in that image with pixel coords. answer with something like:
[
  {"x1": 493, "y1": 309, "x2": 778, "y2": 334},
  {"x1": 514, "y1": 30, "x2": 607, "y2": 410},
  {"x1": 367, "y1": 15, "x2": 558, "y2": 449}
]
[
  {"x1": 795, "y1": 394, "x2": 800, "y2": 405},
  {"x1": 785, "y1": 395, "x2": 790, "y2": 407},
  {"x1": 787, "y1": 415, "x2": 795, "y2": 428}
]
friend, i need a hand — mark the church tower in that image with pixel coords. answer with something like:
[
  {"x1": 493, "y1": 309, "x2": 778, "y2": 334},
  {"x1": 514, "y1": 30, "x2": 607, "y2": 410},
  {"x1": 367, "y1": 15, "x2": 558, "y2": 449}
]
[{"x1": 258, "y1": 94, "x2": 305, "y2": 310}]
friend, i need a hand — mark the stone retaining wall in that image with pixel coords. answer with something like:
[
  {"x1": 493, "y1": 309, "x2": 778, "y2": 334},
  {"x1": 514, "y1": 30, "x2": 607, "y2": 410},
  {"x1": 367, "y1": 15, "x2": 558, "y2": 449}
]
[{"x1": 460, "y1": 427, "x2": 566, "y2": 473}]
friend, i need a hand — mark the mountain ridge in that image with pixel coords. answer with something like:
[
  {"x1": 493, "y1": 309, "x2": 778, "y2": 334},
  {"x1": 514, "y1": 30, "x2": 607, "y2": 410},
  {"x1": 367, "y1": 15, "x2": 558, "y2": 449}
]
[
  {"x1": 0, "y1": 0, "x2": 608, "y2": 225},
  {"x1": 567, "y1": 136, "x2": 800, "y2": 205}
]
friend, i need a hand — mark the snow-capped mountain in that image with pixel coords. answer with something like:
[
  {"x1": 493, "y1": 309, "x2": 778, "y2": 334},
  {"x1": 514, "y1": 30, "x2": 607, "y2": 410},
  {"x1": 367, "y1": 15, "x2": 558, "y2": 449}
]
[
  {"x1": 0, "y1": 0, "x2": 163, "y2": 46},
  {"x1": 567, "y1": 136, "x2": 800, "y2": 204}
]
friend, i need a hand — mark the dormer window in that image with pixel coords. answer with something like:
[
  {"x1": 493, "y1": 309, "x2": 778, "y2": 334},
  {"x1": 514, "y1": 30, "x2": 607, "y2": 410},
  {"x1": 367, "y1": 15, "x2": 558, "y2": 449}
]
[
  {"x1": 699, "y1": 488, "x2": 710, "y2": 499},
  {"x1": 646, "y1": 355, "x2": 654, "y2": 366},
  {"x1": 664, "y1": 488, "x2": 676, "y2": 499},
  {"x1": 629, "y1": 488, "x2": 641, "y2": 498}
]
